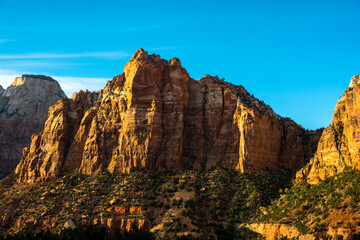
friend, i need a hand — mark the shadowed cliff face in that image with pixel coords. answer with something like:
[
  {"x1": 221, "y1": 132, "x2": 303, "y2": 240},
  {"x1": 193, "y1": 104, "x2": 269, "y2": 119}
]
[
  {"x1": 297, "y1": 75, "x2": 360, "y2": 184},
  {"x1": 15, "y1": 49, "x2": 322, "y2": 182},
  {"x1": 0, "y1": 75, "x2": 66, "y2": 178}
]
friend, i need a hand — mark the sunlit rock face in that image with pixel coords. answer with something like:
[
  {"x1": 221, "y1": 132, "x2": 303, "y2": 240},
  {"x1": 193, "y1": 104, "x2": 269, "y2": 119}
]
[
  {"x1": 349, "y1": 74, "x2": 360, "y2": 88},
  {"x1": 297, "y1": 75, "x2": 360, "y2": 184},
  {"x1": 15, "y1": 49, "x2": 321, "y2": 182},
  {"x1": 0, "y1": 75, "x2": 66, "y2": 178}
]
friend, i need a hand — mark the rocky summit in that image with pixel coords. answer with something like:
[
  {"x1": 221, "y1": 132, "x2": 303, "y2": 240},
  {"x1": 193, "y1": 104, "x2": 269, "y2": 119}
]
[
  {"x1": 0, "y1": 75, "x2": 66, "y2": 178},
  {"x1": 15, "y1": 49, "x2": 322, "y2": 182},
  {"x1": 297, "y1": 74, "x2": 360, "y2": 184}
]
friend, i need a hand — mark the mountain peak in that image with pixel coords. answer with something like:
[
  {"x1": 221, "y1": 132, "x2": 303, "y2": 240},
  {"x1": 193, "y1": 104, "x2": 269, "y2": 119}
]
[
  {"x1": 129, "y1": 48, "x2": 179, "y2": 67},
  {"x1": 3, "y1": 75, "x2": 64, "y2": 98},
  {"x1": 349, "y1": 74, "x2": 360, "y2": 88},
  {"x1": 0, "y1": 74, "x2": 66, "y2": 178},
  {"x1": 131, "y1": 48, "x2": 149, "y2": 61}
]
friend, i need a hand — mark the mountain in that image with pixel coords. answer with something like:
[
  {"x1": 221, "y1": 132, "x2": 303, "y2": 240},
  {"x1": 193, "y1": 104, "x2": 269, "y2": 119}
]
[
  {"x1": 0, "y1": 50, "x2": 358, "y2": 239},
  {"x1": 0, "y1": 75, "x2": 66, "y2": 178},
  {"x1": 297, "y1": 75, "x2": 360, "y2": 184},
  {"x1": 15, "y1": 49, "x2": 322, "y2": 182}
]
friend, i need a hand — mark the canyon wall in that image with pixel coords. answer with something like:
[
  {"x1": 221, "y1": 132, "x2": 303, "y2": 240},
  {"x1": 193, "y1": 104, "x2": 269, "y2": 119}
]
[
  {"x1": 0, "y1": 75, "x2": 66, "y2": 178},
  {"x1": 15, "y1": 49, "x2": 322, "y2": 182},
  {"x1": 297, "y1": 75, "x2": 360, "y2": 184}
]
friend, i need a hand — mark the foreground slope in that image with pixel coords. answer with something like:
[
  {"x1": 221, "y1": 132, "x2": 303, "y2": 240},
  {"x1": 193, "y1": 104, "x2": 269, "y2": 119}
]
[
  {"x1": 0, "y1": 75, "x2": 66, "y2": 178},
  {"x1": 257, "y1": 169, "x2": 360, "y2": 239},
  {"x1": 15, "y1": 49, "x2": 321, "y2": 182},
  {"x1": 0, "y1": 167, "x2": 292, "y2": 239}
]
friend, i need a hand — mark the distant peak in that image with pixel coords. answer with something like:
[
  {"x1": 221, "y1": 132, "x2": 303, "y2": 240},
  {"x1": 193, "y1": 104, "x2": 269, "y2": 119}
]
[
  {"x1": 10, "y1": 75, "x2": 56, "y2": 87},
  {"x1": 22, "y1": 74, "x2": 55, "y2": 81},
  {"x1": 349, "y1": 74, "x2": 360, "y2": 88}
]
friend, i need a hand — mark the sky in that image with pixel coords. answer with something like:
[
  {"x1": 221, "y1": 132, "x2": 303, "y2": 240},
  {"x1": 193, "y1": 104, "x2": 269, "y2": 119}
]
[{"x1": 0, "y1": 0, "x2": 359, "y2": 130}]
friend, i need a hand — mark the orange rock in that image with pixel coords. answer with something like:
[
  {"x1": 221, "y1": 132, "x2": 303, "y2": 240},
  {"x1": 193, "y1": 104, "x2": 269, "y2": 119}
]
[
  {"x1": 79, "y1": 217, "x2": 150, "y2": 232},
  {"x1": 15, "y1": 49, "x2": 321, "y2": 182},
  {"x1": 297, "y1": 75, "x2": 360, "y2": 184}
]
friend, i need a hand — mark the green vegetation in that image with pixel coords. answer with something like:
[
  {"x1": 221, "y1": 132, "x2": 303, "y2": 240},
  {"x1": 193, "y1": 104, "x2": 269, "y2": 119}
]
[
  {"x1": 3, "y1": 168, "x2": 360, "y2": 239},
  {"x1": 260, "y1": 169, "x2": 360, "y2": 235},
  {"x1": 0, "y1": 167, "x2": 293, "y2": 239}
]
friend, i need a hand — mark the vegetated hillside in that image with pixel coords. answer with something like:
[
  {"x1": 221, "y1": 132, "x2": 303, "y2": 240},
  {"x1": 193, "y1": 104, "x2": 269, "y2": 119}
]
[
  {"x1": 259, "y1": 169, "x2": 360, "y2": 239},
  {"x1": 0, "y1": 167, "x2": 293, "y2": 239}
]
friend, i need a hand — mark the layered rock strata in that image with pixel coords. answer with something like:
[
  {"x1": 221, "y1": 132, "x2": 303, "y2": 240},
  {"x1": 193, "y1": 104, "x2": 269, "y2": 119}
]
[
  {"x1": 15, "y1": 49, "x2": 321, "y2": 182},
  {"x1": 0, "y1": 75, "x2": 66, "y2": 177},
  {"x1": 297, "y1": 75, "x2": 360, "y2": 184}
]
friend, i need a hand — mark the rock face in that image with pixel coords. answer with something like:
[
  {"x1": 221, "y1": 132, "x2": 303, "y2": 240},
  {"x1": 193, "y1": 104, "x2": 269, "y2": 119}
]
[
  {"x1": 0, "y1": 75, "x2": 66, "y2": 178},
  {"x1": 15, "y1": 49, "x2": 321, "y2": 182},
  {"x1": 246, "y1": 223, "x2": 312, "y2": 240},
  {"x1": 246, "y1": 223, "x2": 352, "y2": 240},
  {"x1": 297, "y1": 75, "x2": 360, "y2": 184}
]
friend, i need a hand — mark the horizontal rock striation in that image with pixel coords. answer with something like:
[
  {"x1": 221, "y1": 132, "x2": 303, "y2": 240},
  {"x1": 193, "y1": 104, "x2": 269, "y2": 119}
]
[
  {"x1": 297, "y1": 75, "x2": 360, "y2": 184},
  {"x1": 0, "y1": 75, "x2": 66, "y2": 178},
  {"x1": 15, "y1": 49, "x2": 321, "y2": 182}
]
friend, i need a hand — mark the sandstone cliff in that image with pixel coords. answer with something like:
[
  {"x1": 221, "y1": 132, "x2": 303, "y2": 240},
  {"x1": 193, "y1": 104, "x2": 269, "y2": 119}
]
[
  {"x1": 15, "y1": 49, "x2": 322, "y2": 182},
  {"x1": 246, "y1": 223, "x2": 352, "y2": 240},
  {"x1": 297, "y1": 75, "x2": 360, "y2": 184},
  {"x1": 0, "y1": 75, "x2": 66, "y2": 178}
]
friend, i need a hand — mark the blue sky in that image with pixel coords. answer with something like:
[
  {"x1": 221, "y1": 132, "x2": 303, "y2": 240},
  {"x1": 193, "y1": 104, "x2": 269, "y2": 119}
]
[{"x1": 0, "y1": 0, "x2": 359, "y2": 129}]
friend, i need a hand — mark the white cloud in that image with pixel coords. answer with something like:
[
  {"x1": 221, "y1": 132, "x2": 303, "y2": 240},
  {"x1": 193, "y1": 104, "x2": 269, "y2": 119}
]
[
  {"x1": 124, "y1": 23, "x2": 166, "y2": 32},
  {"x1": 145, "y1": 47, "x2": 179, "y2": 51},
  {"x1": 0, "y1": 39, "x2": 15, "y2": 44},
  {"x1": 54, "y1": 76, "x2": 109, "y2": 97},
  {"x1": 0, "y1": 69, "x2": 20, "y2": 88},
  {"x1": 0, "y1": 69, "x2": 108, "y2": 97},
  {"x1": 0, "y1": 51, "x2": 131, "y2": 60},
  {"x1": 0, "y1": 60, "x2": 88, "y2": 68}
]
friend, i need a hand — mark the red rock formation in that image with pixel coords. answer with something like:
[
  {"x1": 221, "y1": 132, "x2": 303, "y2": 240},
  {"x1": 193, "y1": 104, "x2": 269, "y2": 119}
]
[
  {"x1": 15, "y1": 49, "x2": 321, "y2": 182},
  {"x1": 0, "y1": 75, "x2": 65, "y2": 178},
  {"x1": 297, "y1": 75, "x2": 360, "y2": 184}
]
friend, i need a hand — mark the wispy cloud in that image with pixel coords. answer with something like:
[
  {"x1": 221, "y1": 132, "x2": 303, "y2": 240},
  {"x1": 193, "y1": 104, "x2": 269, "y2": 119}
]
[
  {"x1": 0, "y1": 51, "x2": 131, "y2": 60},
  {"x1": 0, "y1": 69, "x2": 108, "y2": 97},
  {"x1": 145, "y1": 47, "x2": 179, "y2": 51},
  {"x1": 0, "y1": 39, "x2": 15, "y2": 44},
  {"x1": 119, "y1": 19, "x2": 185, "y2": 32},
  {"x1": 0, "y1": 69, "x2": 21, "y2": 88},
  {"x1": 124, "y1": 23, "x2": 166, "y2": 32},
  {"x1": 54, "y1": 76, "x2": 108, "y2": 97},
  {"x1": 0, "y1": 60, "x2": 89, "y2": 69}
]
